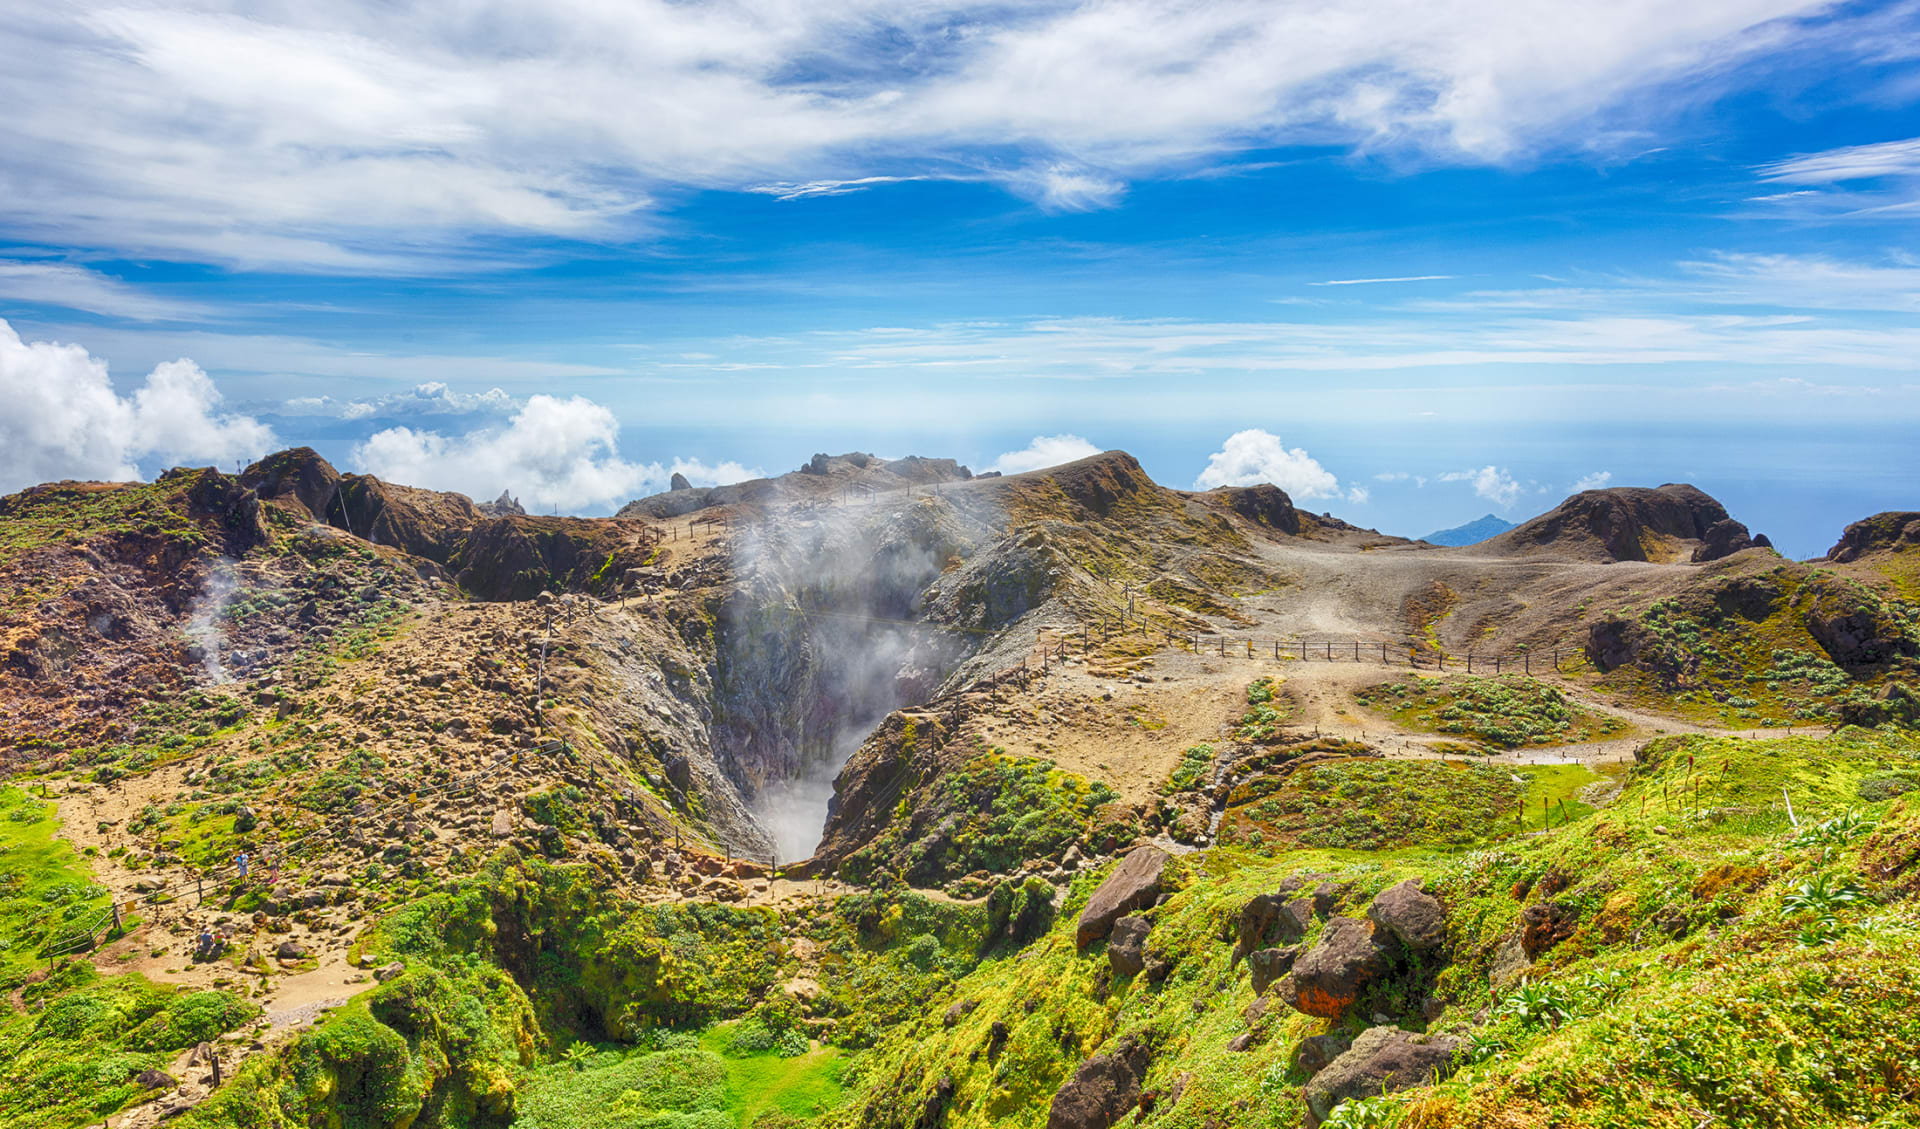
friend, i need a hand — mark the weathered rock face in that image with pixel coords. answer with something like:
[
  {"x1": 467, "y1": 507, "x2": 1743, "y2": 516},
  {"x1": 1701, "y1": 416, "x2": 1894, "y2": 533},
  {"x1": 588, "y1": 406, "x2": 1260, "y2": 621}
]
[
  {"x1": 1247, "y1": 946, "x2": 1299, "y2": 995},
  {"x1": 1521, "y1": 899, "x2": 1580, "y2": 958},
  {"x1": 1293, "y1": 1033, "x2": 1352, "y2": 1078},
  {"x1": 1367, "y1": 879, "x2": 1447, "y2": 954},
  {"x1": 1108, "y1": 915, "x2": 1151, "y2": 978},
  {"x1": 1233, "y1": 891, "x2": 1311, "y2": 963},
  {"x1": 1827, "y1": 512, "x2": 1920, "y2": 563},
  {"x1": 1076, "y1": 846, "x2": 1170, "y2": 948},
  {"x1": 1804, "y1": 602, "x2": 1919, "y2": 667},
  {"x1": 1586, "y1": 617, "x2": 1697, "y2": 685},
  {"x1": 1046, "y1": 1038, "x2": 1152, "y2": 1129},
  {"x1": 1485, "y1": 483, "x2": 1758, "y2": 563},
  {"x1": 1694, "y1": 518, "x2": 1769, "y2": 562},
  {"x1": 1206, "y1": 484, "x2": 1302, "y2": 534},
  {"x1": 1303, "y1": 1026, "x2": 1460, "y2": 1126},
  {"x1": 1276, "y1": 917, "x2": 1386, "y2": 1019},
  {"x1": 669, "y1": 472, "x2": 693, "y2": 492}
]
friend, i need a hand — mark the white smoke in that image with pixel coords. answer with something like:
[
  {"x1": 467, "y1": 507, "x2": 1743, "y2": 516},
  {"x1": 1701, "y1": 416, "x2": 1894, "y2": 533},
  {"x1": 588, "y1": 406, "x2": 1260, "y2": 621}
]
[
  {"x1": 728, "y1": 498, "x2": 968, "y2": 862},
  {"x1": 183, "y1": 558, "x2": 241, "y2": 684}
]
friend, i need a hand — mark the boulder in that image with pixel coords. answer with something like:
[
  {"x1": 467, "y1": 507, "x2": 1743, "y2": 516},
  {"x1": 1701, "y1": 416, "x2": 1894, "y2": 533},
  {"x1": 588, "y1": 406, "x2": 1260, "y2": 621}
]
[
  {"x1": 1293, "y1": 1033, "x2": 1351, "y2": 1078},
  {"x1": 1304, "y1": 1027, "x2": 1460, "y2": 1127},
  {"x1": 1275, "y1": 917, "x2": 1386, "y2": 1019},
  {"x1": 1046, "y1": 1037, "x2": 1151, "y2": 1129},
  {"x1": 1108, "y1": 915, "x2": 1151, "y2": 978},
  {"x1": 1247, "y1": 946, "x2": 1299, "y2": 995},
  {"x1": 274, "y1": 940, "x2": 310, "y2": 961},
  {"x1": 374, "y1": 961, "x2": 405, "y2": 983},
  {"x1": 137, "y1": 1069, "x2": 177, "y2": 1091},
  {"x1": 1521, "y1": 900, "x2": 1579, "y2": 958},
  {"x1": 1366, "y1": 879, "x2": 1447, "y2": 953},
  {"x1": 1233, "y1": 893, "x2": 1310, "y2": 962},
  {"x1": 1075, "y1": 846, "x2": 1168, "y2": 948},
  {"x1": 943, "y1": 998, "x2": 979, "y2": 1028}
]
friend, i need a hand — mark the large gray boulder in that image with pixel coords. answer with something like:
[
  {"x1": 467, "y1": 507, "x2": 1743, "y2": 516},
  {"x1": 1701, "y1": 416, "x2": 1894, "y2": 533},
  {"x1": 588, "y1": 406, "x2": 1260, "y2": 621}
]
[
  {"x1": 1275, "y1": 917, "x2": 1386, "y2": 1019},
  {"x1": 1304, "y1": 1026, "x2": 1460, "y2": 1126},
  {"x1": 1366, "y1": 879, "x2": 1447, "y2": 953},
  {"x1": 1076, "y1": 846, "x2": 1168, "y2": 948},
  {"x1": 1046, "y1": 1037, "x2": 1152, "y2": 1129}
]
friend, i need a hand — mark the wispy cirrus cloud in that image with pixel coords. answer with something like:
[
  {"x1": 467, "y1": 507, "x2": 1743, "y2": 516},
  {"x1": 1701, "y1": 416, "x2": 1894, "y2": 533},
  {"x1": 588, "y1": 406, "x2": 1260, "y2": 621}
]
[{"x1": 0, "y1": 259, "x2": 210, "y2": 322}]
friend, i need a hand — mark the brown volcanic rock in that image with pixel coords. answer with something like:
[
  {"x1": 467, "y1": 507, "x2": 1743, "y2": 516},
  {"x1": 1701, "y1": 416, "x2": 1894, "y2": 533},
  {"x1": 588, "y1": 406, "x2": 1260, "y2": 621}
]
[
  {"x1": 1303, "y1": 1027, "x2": 1460, "y2": 1126},
  {"x1": 1482, "y1": 484, "x2": 1761, "y2": 563},
  {"x1": 1205, "y1": 484, "x2": 1303, "y2": 534},
  {"x1": 1075, "y1": 845, "x2": 1169, "y2": 948},
  {"x1": 1828, "y1": 512, "x2": 1920, "y2": 563},
  {"x1": 1047, "y1": 1037, "x2": 1152, "y2": 1129},
  {"x1": 1274, "y1": 916, "x2": 1387, "y2": 1019}
]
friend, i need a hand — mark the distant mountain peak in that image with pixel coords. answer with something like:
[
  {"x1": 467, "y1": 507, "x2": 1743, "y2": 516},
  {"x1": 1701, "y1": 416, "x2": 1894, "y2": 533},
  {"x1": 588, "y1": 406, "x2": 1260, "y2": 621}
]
[{"x1": 1422, "y1": 513, "x2": 1514, "y2": 547}]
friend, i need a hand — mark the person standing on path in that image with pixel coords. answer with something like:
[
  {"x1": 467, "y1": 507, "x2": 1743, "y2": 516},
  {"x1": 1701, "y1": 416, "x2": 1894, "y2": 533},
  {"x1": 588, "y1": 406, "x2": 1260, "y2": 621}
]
[{"x1": 235, "y1": 851, "x2": 249, "y2": 881}]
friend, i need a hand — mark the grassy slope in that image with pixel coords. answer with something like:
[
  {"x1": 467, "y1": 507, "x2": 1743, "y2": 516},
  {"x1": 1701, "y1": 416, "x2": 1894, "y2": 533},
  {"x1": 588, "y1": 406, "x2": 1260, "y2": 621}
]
[
  {"x1": 825, "y1": 728, "x2": 1920, "y2": 1129},
  {"x1": 1354, "y1": 675, "x2": 1632, "y2": 749}
]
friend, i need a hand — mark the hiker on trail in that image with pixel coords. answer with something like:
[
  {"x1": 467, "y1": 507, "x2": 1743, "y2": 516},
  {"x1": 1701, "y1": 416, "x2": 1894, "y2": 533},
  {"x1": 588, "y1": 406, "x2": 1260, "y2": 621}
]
[
  {"x1": 267, "y1": 853, "x2": 280, "y2": 886},
  {"x1": 235, "y1": 851, "x2": 249, "y2": 880}
]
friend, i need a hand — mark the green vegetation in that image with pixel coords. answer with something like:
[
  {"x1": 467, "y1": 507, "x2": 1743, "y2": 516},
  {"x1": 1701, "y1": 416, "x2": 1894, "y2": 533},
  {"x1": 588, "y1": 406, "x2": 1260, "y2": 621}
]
[
  {"x1": 1163, "y1": 744, "x2": 1214, "y2": 793},
  {"x1": 811, "y1": 728, "x2": 1920, "y2": 1129},
  {"x1": 1220, "y1": 759, "x2": 1528, "y2": 852},
  {"x1": 1597, "y1": 567, "x2": 1920, "y2": 726},
  {"x1": 0, "y1": 967, "x2": 260, "y2": 1129},
  {"x1": 0, "y1": 786, "x2": 106, "y2": 988},
  {"x1": 1234, "y1": 678, "x2": 1292, "y2": 743},
  {"x1": 1356, "y1": 675, "x2": 1626, "y2": 749},
  {"x1": 841, "y1": 752, "x2": 1120, "y2": 885}
]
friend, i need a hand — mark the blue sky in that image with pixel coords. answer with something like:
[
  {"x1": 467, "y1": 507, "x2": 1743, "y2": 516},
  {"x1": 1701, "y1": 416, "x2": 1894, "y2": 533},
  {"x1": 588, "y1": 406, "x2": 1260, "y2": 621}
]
[{"x1": 1, "y1": 0, "x2": 1917, "y2": 557}]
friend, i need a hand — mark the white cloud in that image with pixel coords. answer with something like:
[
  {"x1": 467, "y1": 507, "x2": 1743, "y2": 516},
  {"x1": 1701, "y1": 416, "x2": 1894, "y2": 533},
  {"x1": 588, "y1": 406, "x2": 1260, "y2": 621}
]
[
  {"x1": 1756, "y1": 137, "x2": 1920, "y2": 183},
  {"x1": 1346, "y1": 485, "x2": 1371, "y2": 504},
  {"x1": 0, "y1": 0, "x2": 1874, "y2": 268},
  {"x1": 668, "y1": 458, "x2": 764, "y2": 487},
  {"x1": 0, "y1": 260, "x2": 209, "y2": 321},
  {"x1": 0, "y1": 319, "x2": 274, "y2": 493},
  {"x1": 988, "y1": 434, "x2": 1104, "y2": 475},
  {"x1": 281, "y1": 382, "x2": 517, "y2": 420},
  {"x1": 1372, "y1": 471, "x2": 1428, "y2": 486},
  {"x1": 354, "y1": 395, "x2": 658, "y2": 512},
  {"x1": 1313, "y1": 275, "x2": 1456, "y2": 286},
  {"x1": 1193, "y1": 429, "x2": 1340, "y2": 499},
  {"x1": 1569, "y1": 470, "x2": 1614, "y2": 492},
  {"x1": 1440, "y1": 465, "x2": 1524, "y2": 507}
]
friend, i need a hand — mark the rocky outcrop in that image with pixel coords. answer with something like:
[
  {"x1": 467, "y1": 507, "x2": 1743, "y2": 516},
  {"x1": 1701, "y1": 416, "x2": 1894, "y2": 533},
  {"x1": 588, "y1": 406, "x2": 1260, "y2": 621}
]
[
  {"x1": 1293, "y1": 1033, "x2": 1351, "y2": 1078},
  {"x1": 1483, "y1": 484, "x2": 1761, "y2": 563},
  {"x1": 1303, "y1": 1027, "x2": 1460, "y2": 1126},
  {"x1": 1206, "y1": 484, "x2": 1302, "y2": 534},
  {"x1": 1827, "y1": 512, "x2": 1920, "y2": 563},
  {"x1": 1366, "y1": 879, "x2": 1447, "y2": 954},
  {"x1": 1275, "y1": 916, "x2": 1386, "y2": 1019},
  {"x1": 1046, "y1": 1037, "x2": 1151, "y2": 1129},
  {"x1": 1585, "y1": 617, "x2": 1697, "y2": 686},
  {"x1": 669, "y1": 471, "x2": 693, "y2": 492},
  {"x1": 1233, "y1": 890, "x2": 1311, "y2": 964},
  {"x1": 477, "y1": 490, "x2": 525, "y2": 517},
  {"x1": 1247, "y1": 946, "x2": 1298, "y2": 995},
  {"x1": 1076, "y1": 846, "x2": 1169, "y2": 948},
  {"x1": 1108, "y1": 915, "x2": 1151, "y2": 977}
]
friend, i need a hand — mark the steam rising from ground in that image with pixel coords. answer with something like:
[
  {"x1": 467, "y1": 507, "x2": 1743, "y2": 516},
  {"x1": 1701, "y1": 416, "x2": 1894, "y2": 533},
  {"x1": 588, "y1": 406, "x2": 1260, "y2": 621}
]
[
  {"x1": 184, "y1": 558, "x2": 241, "y2": 684},
  {"x1": 726, "y1": 492, "x2": 978, "y2": 861}
]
